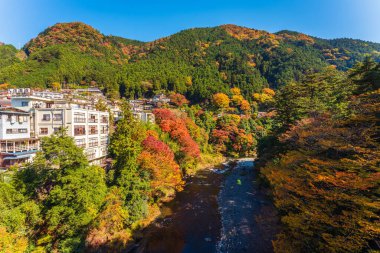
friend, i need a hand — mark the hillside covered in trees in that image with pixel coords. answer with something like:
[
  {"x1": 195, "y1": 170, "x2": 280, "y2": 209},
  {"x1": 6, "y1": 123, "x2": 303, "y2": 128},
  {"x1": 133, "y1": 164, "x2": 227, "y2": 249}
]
[
  {"x1": 257, "y1": 58, "x2": 380, "y2": 252},
  {"x1": 1, "y1": 22, "x2": 380, "y2": 101},
  {"x1": 0, "y1": 21, "x2": 379, "y2": 253}
]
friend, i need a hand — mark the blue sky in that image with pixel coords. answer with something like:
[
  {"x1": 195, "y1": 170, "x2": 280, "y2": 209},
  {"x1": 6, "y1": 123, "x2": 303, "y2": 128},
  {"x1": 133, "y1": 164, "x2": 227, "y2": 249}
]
[{"x1": 1, "y1": 0, "x2": 380, "y2": 48}]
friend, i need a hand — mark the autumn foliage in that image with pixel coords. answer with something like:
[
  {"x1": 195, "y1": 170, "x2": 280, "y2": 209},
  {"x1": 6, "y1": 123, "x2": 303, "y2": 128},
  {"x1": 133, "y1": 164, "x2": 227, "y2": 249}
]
[
  {"x1": 24, "y1": 22, "x2": 106, "y2": 55},
  {"x1": 211, "y1": 114, "x2": 256, "y2": 157},
  {"x1": 261, "y1": 90, "x2": 380, "y2": 252},
  {"x1": 169, "y1": 93, "x2": 189, "y2": 107},
  {"x1": 153, "y1": 109, "x2": 201, "y2": 163},
  {"x1": 253, "y1": 88, "x2": 275, "y2": 103},
  {"x1": 138, "y1": 133, "x2": 184, "y2": 199},
  {"x1": 212, "y1": 93, "x2": 230, "y2": 109},
  {"x1": 0, "y1": 227, "x2": 28, "y2": 253},
  {"x1": 86, "y1": 189, "x2": 130, "y2": 252},
  {"x1": 239, "y1": 99, "x2": 251, "y2": 113},
  {"x1": 230, "y1": 87, "x2": 241, "y2": 95}
]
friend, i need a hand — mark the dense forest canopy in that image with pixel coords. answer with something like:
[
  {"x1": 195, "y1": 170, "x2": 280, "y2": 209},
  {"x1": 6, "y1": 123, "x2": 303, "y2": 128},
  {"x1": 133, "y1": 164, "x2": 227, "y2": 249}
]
[
  {"x1": 0, "y1": 22, "x2": 380, "y2": 101},
  {"x1": 257, "y1": 57, "x2": 380, "y2": 252}
]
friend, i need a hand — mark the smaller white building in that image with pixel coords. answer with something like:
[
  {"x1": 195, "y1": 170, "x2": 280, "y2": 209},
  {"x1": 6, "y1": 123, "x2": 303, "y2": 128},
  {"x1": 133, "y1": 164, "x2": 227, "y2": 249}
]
[
  {"x1": 132, "y1": 111, "x2": 155, "y2": 124},
  {"x1": 0, "y1": 108, "x2": 38, "y2": 167},
  {"x1": 11, "y1": 96, "x2": 53, "y2": 110}
]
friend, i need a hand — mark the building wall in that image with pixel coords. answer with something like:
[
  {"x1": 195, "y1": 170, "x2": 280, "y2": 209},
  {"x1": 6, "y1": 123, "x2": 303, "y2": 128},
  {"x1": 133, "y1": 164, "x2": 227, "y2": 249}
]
[
  {"x1": 0, "y1": 110, "x2": 37, "y2": 168},
  {"x1": 11, "y1": 97, "x2": 49, "y2": 111},
  {"x1": 33, "y1": 108, "x2": 109, "y2": 164},
  {"x1": 0, "y1": 113, "x2": 30, "y2": 140},
  {"x1": 132, "y1": 111, "x2": 155, "y2": 124}
]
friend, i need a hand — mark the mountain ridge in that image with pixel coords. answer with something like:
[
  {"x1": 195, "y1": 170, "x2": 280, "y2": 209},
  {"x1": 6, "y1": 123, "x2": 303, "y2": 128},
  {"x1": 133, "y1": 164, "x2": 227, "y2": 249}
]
[
  {"x1": 18, "y1": 22, "x2": 380, "y2": 47},
  {"x1": 0, "y1": 22, "x2": 379, "y2": 100}
]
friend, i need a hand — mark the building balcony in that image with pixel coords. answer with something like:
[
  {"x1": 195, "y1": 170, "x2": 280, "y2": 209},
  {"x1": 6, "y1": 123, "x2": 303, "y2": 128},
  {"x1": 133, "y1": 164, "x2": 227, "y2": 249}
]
[
  {"x1": 74, "y1": 118, "x2": 86, "y2": 123},
  {"x1": 88, "y1": 142, "x2": 99, "y2": 148},
  {"x1": 89, "y1": 130, "x2": 98, "y2": 135},
  {"x1": 88, "y1": 118, "x2": 98, "y2": 123},
  {"x1": 0, "y1": 139, "x2": 39, "y2": 154}
]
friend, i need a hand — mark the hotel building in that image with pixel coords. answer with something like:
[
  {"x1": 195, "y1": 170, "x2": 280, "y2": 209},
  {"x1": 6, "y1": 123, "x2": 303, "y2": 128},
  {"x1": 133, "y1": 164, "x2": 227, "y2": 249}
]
[{"x1": 11, "y1": 95, "x2": 109, "y2": 166}]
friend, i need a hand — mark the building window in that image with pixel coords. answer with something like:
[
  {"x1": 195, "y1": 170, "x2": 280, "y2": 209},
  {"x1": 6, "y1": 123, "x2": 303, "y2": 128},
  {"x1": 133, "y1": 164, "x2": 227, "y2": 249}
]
[
  {"x1": 40, "y1": 128, "x2": 48, "y2": 135},
  {"x1": 86, "y1": 150, "x2": 96, "y2": 160},
  {"x1": 74, "y1": 113, "x2": 86, "y2": 123},
  {"x1": 101, "y1": 147, "x2": 107, "y2": 156},
  {"x1": 75, "y1": 138, "x2": 86, "y2": 148},
  {"x1": 89, "y1": 125, "x2": 98, "y2": 135},
  {"x1": 101, "y1": 137, "x2": 108, "y2": 146},
  {"x1": 101, "y1": 115, "x2": 108, "y2": 123},
  {"x1": 89, "y1": 114, "x2": 98, "y2": 123},
  {"x1": 15, "y1": 116, "x2": 27, "y2": 123},
  {"x1": 6, "y1": 115, "x2": 13, "y2": 122},
  {"x1": 53, "y1": 114, "x2": 62, "y2": 121},
  {"x1": 42, "y1": 114, "x2": 51, "y2": 121},
  {"x1": 21, "y1": 101, "x2": 29, "y2": 106},
  {"x1": 53, "y1": 127, "x2": 61, "y2": 133},
  {"x1": 5, "y1": 129, "x2": 27, "y2": 134},
  {"x1": 88, "y1": 137, "x2": 99, "y2": 147},
  {"x1": 100, "y1": 125, "x2": 108, "y2": 134},
  {"x1": 6, "y1": 129, "x2": 16, "y2": 134},
  {"x1": 74, "y1": 126, "x2": 86, "y2": 136}
]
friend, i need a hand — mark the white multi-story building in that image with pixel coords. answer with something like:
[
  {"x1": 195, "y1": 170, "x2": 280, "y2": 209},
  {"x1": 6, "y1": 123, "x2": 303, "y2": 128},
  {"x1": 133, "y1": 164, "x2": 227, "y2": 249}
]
[
  {"x1": 11, "y1": 96, "x2": 110, "y2": 166},
  {"x1": 0, "y1": 108, "x2": 38, "y2": 167}
]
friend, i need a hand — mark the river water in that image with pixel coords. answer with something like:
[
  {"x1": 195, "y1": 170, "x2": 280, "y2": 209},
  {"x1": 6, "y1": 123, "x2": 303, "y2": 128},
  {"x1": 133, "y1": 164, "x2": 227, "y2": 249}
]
[{"x1": 131, "y1": 159, "x2": 280, "y2": 253}]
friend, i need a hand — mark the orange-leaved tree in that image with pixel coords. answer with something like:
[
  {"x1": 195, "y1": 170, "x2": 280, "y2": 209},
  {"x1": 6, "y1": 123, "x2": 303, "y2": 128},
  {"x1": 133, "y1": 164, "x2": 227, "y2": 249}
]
[{"x1": 138, "y1": 133, "x2": 184, "y2": 199}]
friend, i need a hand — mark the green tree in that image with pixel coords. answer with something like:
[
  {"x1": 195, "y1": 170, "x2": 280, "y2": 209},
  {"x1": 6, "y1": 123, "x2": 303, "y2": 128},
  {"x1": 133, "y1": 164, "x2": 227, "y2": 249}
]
[
  {"x1": 275, "y1": 67, "x2": 351, "y2": 130},
  {"x1": 13, "y1": 128, "x2": 88, "y2": 199},
  {"x1": 0, "y1": 183, "x2": 40, "y2": 252},
  {"x1": 109, "y1": 101, "x2": 150, "y2": 222},
  {"x1": 12, "y1": 129, "x2": 107, "y2": 252},
  {"x1": 44, "y1": 166, "x2": 107, "y2": 252},
  {"x1": 349, "y1": 56, "x2": 380, "y2": 93}
]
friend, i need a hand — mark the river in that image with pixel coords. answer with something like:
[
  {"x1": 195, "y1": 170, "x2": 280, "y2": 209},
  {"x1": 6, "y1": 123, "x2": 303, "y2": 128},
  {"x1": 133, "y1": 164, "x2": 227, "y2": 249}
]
[{"x1": 131, "y1": 159, "x2": 280, "y2": 253}]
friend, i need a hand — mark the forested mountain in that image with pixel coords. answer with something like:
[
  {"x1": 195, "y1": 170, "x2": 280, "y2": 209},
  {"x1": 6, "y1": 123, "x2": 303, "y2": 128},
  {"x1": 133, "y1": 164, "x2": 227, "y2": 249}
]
[
  {"x1": 1, "y1": 22, "x2": 380, "y2": 100},
  {"x1": 1, "y1": 21, "x2": 379, "y2": 253}
]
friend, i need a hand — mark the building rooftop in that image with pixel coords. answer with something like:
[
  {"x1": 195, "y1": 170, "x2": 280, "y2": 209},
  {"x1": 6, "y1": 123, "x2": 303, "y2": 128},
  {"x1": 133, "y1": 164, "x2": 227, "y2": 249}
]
[
  {"x1": 0, "y1": 107, "x2": 30, "y2": 115},
  {"x1": 0, "y1": 100, "x2": 11, "y2": 107}
]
